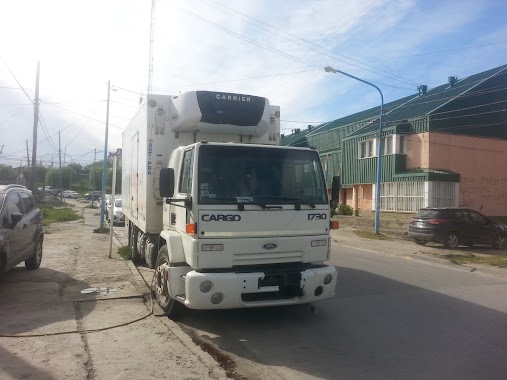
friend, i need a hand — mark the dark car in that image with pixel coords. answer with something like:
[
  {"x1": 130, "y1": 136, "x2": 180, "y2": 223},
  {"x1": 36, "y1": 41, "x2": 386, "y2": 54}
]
[
  {"x1": 408, "y1": 208, "x2": 507, "y2": 249},
  {"x1": 0, "y1": 185, "x2": 44, "y2": 275},
  {"x1": 84, "y1": 191, "x2": 101, "y2": 201}
]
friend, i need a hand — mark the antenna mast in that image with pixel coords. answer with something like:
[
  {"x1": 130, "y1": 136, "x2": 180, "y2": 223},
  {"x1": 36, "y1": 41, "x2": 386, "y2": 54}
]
[{"x1": 148, "y1": 0, "x2": 156, "y2": 94}]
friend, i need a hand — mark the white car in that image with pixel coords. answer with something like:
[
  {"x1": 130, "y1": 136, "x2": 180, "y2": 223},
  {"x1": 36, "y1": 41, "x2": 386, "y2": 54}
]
[
  {"x1": 61, "y1": 190, "x2": 79, "y2": 199},
  {"x1": 107, "y1": 198, "x2": 124, "y2": 225}
]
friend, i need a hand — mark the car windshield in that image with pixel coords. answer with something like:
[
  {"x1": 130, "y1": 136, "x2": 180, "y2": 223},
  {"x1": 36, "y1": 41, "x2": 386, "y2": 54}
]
[
  {"x1": 415, "y1": 209, "x2": 442, "y2": 218},
  {"x1": 197, "y1": 145, "x2": 327, "y2": 205}
]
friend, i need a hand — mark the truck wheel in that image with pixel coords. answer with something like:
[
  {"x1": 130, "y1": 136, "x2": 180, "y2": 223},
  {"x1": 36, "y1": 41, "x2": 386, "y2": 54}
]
[
  {"x1": 155, "y1": 246, "x2": 184, "y2": 319},
  {"x1": 130, "y1": 226, "x2": 142, "y2": 264},
  {"x1": 146, "y1": 240, "x2": 158, "y2": 269}
]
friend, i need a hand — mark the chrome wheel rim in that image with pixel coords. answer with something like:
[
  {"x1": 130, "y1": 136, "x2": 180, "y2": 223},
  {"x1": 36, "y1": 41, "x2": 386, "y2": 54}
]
[
  {"x1": 448, "y1": 234, "x2": 458, "y2": 248},
  {"x1": 496, "y1": 235, "x2": 507, "y2": 249},
  {"x1": 36, "y1": 241, "x2": 43, "y2": 264}
]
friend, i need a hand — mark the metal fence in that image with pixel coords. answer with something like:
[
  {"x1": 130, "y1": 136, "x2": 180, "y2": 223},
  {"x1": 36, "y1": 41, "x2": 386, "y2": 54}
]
[{"x1": 379, "y1": 181, "x2": 457, "y2": 211}]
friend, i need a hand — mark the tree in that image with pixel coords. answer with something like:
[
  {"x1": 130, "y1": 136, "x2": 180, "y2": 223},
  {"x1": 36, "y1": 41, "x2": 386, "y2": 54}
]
[
  {"x1": 0, "y1": 164, "x2": 17, "y2": 183},
  {"x1": 46, "y1": 167, "x2": 78, "y2": 189}
]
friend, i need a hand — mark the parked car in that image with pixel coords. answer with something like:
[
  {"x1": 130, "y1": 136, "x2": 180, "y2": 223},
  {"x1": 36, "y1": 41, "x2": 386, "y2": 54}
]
[
  {"x1": 107, "y1": 198, "x2": 124, "y2": 225},
  {"x1": 44, "y1": 186, "x2": 58, "y2": 196},
  {"x1": 60, "y1": 190, "x2": 79, "y2": 199},
  {"x1": 408, "y1": 208, "x2": 507, "y2": 249},
  {"x1": 84, "y1": 191, "x2": 101, "y2": 201},
  {"x1": 0, "y1": 184, "x2": 44, "y2": 275}
]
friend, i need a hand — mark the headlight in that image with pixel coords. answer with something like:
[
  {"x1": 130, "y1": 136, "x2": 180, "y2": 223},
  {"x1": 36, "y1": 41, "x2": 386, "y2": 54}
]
[{"x1": 311, "y1": 239, "x2": 327, "y2": 247}]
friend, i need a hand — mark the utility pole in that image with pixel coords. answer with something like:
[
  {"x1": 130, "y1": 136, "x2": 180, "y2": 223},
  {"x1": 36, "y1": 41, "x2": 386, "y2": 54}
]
[
  {"x1": 59, "y1": 131, "x2": 63, "y2": 201},
  {"x1": 100, "y1": 81, "x2": 111, "y2": 228},
  {"x1": 31, "y1": 60, "x2": 40, "y2": 193},
  {"x1": 25, "y1": 139, "x2": 30, "y2": 187},
  {"x1": 25, "y1": 139, "x2": 30, "y2": 167},
  {"x1": 93, "y1": 148, "x2": 97, "y2": 191}
]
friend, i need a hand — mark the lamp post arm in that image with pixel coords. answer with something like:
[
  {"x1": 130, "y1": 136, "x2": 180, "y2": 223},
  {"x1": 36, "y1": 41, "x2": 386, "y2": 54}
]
[{"x1": 324, "y1": 65, "x2": 384, "y2": 234}]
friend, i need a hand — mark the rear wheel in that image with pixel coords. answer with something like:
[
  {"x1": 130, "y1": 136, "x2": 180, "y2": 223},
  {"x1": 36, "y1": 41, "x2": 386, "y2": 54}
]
[
  {"x1": 129, "y1": 224, "x2": 142, "y2": 264},
  {"x1": 414, "y1": 239, "x2": 427, "y2": 246},
  {"x1": 494, "y1": 234, "x2": 507, "y2": 250},
  {"x1": 443, "y1": 232, "x2": 459, "y2": 249},
  {"x1": 155, "y1": 246, "x2": 184, "y2": 319},
  {"x1": 25, "y1": 237, "x2": 43, "y2": 270}
]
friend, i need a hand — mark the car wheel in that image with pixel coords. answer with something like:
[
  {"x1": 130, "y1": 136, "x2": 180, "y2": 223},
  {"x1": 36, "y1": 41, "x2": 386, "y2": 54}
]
[
  {"x1": 155, "y1": 246, "x2": 184, "y2": 319},
  {"x1": 494, "y1": 234, "x2": 507, "y2": 250},
  {"x1": 443, "y1": 232, "x2": 459, "y2": 249},
  {"x1": 414, "y1": 239, "x2": 427, "y2": 246},
  {"x1": 25, "y1": 237, "x2": 43, "y2": 270}
]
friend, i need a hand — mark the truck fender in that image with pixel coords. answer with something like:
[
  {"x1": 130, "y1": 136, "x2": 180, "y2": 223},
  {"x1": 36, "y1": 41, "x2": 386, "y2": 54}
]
[{"x1": 159, "y1": 230, "x2": 185, "y2": 264}]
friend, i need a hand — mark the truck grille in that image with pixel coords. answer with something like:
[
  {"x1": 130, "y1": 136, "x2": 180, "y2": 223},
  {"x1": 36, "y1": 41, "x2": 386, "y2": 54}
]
[{"x1": 233, "y1": 251, "x2": 302, "y2": 266}]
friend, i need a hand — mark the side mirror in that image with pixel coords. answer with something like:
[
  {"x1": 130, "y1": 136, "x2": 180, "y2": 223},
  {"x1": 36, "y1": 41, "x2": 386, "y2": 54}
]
[
  {"x1": 160, "y1": 168, "x2": 175, "y2": 198},
  {"x1": 331, "y1": 176, "x2": 341, "y2": 202},
  {"x1": 11, "y1": 213, "x2": 23, "y2": 227}
]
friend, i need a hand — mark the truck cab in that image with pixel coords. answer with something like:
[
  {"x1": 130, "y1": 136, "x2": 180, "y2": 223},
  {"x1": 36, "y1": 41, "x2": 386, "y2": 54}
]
[{"x1": 156, "y1": 142, "x2": 337, "y2": 315}]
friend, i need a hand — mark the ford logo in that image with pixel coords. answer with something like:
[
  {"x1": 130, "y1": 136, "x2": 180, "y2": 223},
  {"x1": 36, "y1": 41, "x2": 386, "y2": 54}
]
[{"x1": 262, "y1": 243, "x2": 278, "y2": 250}]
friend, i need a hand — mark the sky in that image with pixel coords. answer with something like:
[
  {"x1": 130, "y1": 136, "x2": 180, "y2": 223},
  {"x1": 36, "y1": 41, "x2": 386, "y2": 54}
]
[{"x1": 0, "y1": 0, "x2": 506, "y2": 168}]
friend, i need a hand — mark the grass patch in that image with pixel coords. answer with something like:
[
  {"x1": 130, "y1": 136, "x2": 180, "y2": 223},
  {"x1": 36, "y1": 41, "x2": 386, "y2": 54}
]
[
  {"x1": 39, "y1": 204, "x2": 82, "y2": 226},
  {"x1": 443, "y1": 253, "x2": 507, "y2": 268},
  {"x1": 353, "y1": 229, "x2": 391, "y2": 240},
  {"x1": 118, "y1": 246, "x2": 131, "y2": 260},
  {"x1": 84, "y1": 204, "x2": 99, "y2": 209},
  {"x1": 93, "y1": 227, "x2": 110, "y2": 234}
]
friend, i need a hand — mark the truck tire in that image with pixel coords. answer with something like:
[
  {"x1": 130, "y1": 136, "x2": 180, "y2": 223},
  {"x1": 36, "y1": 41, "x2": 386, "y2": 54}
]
[
  {"x1": 155, "y1": 246, "x2": 184, "y2": 319},
  {"x1": 130, "y1": 225, "x2": 142, "y2": 264},
  {"x1": 146, "y1": 240, "x2": 158, "y2": 269}
]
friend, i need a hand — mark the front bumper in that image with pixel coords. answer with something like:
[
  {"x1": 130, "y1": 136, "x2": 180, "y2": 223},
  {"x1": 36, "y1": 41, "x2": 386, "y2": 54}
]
[{"x1": 181, "y1": 265, "x2": 337, "y2": 310}]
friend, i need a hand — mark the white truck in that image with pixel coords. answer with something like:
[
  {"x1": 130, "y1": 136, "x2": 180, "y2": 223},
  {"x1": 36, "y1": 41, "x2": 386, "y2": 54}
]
[{"x1": 122, "y1": 90, "x2": 340, "y2": 318}]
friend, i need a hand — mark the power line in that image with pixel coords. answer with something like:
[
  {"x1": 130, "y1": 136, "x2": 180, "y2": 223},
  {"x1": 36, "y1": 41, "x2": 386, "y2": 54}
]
[
  {"x1": 175, "y1": 7, "x2": 321, "y2": 69},
  {"x1": 195, "y1": 0, "x2": 419, "y2": 87},
  {"x1": 0, "y1": 57, "x2": 34, "y2": 104}
]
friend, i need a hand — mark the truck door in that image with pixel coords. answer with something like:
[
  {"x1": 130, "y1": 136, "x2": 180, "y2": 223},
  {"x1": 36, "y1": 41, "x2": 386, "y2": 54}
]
[{"x1": 173, "y1": 148, "x2": 194, "y2": 235}]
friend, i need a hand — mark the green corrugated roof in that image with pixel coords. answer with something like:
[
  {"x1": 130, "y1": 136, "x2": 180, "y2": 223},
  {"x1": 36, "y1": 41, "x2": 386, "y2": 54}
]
[
  {"x1": 344, "y1": 64, "x2": 507, "y2": 138},
  {"x1": 280, "y1": 129, "x2": 311, "y2": 146},
  {"x1": 281, "y1": 64, "x2": 507, "y2": 142}
]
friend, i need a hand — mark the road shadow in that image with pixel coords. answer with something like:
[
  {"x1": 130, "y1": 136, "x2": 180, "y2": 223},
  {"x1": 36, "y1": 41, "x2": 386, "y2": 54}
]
[
  {"x1": 0, "y1": 346, "x2": 57, "y2": 380},
  {"x1": 178, "y1": 266, "x2": 507, "y2": 380},
  {"x1": 0, "y1": 267, "x2": 94, "y2": 336}
]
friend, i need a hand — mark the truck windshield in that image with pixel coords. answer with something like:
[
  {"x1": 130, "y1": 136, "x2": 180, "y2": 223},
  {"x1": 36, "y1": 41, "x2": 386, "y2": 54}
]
[{"x1": 198, "y1": 145, "x2": 327, "y2": 205}]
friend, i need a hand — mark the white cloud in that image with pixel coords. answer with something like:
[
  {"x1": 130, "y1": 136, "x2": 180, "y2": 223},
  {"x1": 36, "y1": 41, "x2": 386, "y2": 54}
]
[{"x1": 0, "y1": 0, "x2": 504, "y2": 167}]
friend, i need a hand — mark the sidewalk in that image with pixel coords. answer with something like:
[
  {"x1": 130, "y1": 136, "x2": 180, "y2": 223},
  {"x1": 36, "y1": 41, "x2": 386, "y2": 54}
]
[{"x1": 0, "y1": 200, "x2": 226, "y2": 380}]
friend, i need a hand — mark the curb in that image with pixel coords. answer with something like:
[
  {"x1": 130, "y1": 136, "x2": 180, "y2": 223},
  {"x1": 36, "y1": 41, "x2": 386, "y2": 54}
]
[{"x1": 116, "y1": 235, "x2": 228, "y2": 380}]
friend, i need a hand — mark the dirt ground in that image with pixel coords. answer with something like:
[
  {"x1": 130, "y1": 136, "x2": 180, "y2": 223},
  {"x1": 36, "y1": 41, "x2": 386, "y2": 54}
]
[{"x1": 0, "y1": 199, "x2": 227, "y2": 380}]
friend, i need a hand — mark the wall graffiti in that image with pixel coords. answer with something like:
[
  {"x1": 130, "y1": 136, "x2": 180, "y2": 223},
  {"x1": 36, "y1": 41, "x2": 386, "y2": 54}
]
[{"x1": 460, "y1": 176, "x2": 507, "y2": 210}]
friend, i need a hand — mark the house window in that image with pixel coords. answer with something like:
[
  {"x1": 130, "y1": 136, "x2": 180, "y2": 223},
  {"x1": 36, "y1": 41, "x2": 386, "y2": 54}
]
[
  {"x1": 359, "y1": 139, "x2": 375, "y2": 158},
  {"x1": 399, "y1": 135, "x2": 407, "y2": 154},
  {"x1": 382, "y1": 136, "x2": 393, "y2": 155}
]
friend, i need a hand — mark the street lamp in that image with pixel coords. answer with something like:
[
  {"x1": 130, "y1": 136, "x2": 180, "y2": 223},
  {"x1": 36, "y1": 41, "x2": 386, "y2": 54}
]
[{"x1": 324, "y1": 66, "x2": 384, "y2": 234}]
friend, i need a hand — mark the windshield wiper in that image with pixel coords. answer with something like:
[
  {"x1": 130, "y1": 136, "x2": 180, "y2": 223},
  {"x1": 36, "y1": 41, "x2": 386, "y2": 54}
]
[
  {"x1": 202, "y1": 197, "x2": 267, "y2": 210},
  {"x1": 265, "y1": 197, "x2": 316, "y2": 210}
]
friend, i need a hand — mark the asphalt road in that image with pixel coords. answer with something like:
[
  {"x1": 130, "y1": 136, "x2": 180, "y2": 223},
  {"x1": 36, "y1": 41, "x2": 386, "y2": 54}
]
[{"x1": 173, "y1": 243, "x2": 507, "y2": 380}]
